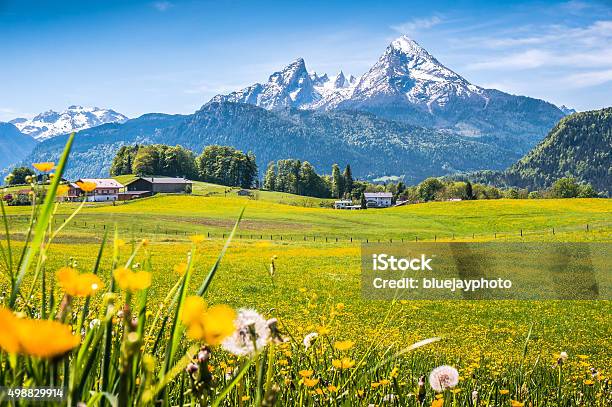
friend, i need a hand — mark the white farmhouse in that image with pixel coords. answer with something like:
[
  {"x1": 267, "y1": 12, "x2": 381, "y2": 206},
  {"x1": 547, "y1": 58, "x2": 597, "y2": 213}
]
[
  {"x1": 364, "y1": 192, "x2": 393, "y2": 208},
  {"x1": 68, "y1": 179, "x2": 124, "y2": 202},
  {"x1": 334, "y1": 200, "x2": 353, "y2": 209}
]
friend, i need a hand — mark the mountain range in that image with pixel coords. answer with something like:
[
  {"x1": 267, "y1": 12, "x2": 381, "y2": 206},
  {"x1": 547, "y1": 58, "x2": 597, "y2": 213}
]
[
  {"x1": 10, "y1": 105, "x2": 127, "y2": 141},
  {"x1": 4, "y1": 36, "x2": 578, "y2": 183},
  {"x1": 212, "y1": 36, "x2": 565, "y2": 145}
]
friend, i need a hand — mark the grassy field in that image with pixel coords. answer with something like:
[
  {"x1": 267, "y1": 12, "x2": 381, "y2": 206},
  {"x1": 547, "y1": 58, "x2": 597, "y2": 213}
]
[{"x1": 1, "y1": 182, "x2": 611, "y2": 405}]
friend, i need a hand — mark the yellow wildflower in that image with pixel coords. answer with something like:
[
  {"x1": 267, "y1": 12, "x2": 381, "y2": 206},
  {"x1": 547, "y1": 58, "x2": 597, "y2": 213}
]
[
  {"x1": 500, "y1": 389, "x2": 510, "y2": 395},
  {"x1": 431, "y1": 399, "x2": 444, "y2": 407},
  {"x1": 0, "y1": 307, "x2": 79, "y2": 358},
  {"x1": 113, "y1": 267, "x2": 152, "y2": 292},
  {"x1": 189, "y1": 235, "x2": 205, "y2": 244},
  {"x1": 76, "y1": 181, "x2": 97, "y2": 192},
  {"x1": 32, "y1": 162, "x2": 55, "y2": 172},
  {"x1": 327, "y1": 385, "x2": 338, "y2": 392},
  {"x1": 180, "y1": 296, "x2": 235, "y2": 345},
  {"x1": 174, "y1": 262, "x2": 188, "y2": 276},
  {"x1": 332, "y1": 358, "x2": 355, "y2": 369},
  {"x1": 56, "y1": 184, "x2": 69, "y2": 196},
  {"x1": 316, "y1": 326, "x2": 330, "y2": 335},
  {"x1": 583, "y1": 379, "x2": 594, "y2": 385},
  {"x1": 510, "y1": 401, "x2": 525, "y2": 407},
  {"x1": 334, "y1": 340, "x2": 355, "y2": 351},
  {"x1": 303, "y1": 378, "x2": 319, "y2": 387},
  {"x1": 56, "y1": 267, "x2": 104, "y2": 297},
  {"x1": 299, "y1": 370, "x2": 313, "y2": 377}
]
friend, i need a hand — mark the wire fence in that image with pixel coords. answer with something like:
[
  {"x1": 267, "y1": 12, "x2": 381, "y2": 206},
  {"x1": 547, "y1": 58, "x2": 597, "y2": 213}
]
[{"x1": 1, "y1": 215, "x2": 608, "y2": 244}]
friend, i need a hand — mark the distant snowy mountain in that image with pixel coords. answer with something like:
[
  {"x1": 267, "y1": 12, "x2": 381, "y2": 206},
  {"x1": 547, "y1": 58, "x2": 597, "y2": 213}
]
[
  {"x1": 558, "y1": 105, "x2": 577, "y2": 115},
  {"x1": 211, "y1": 35, "x2": 564, "y2": 144},
  {"x1": 10, "y1": 105, "x2": 128, "y2": 140}
]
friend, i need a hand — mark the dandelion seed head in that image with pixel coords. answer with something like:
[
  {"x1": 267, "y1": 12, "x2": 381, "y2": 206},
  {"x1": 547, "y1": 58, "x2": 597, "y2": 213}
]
[
  {"x1": 221, "y1": 308, "x2": 269, "y2": 356},
  {"x1": 429, "y1": 365, "x2": 459, "y2": 392}
]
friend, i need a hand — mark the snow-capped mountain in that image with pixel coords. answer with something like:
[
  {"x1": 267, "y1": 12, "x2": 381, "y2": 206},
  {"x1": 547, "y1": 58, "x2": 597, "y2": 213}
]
[
  {"x1": 209, "y1": 58, "x2": 357, "y2": 110},
  {"x1": 210, "y1": 35, "x2": 565, "y2": 141},
  {"x1": 558, "y1": 105, "x2": 577, "y2": 115},
  {"x1": 10, "y1": 105, "x2": 128, "y2": 140},
  {"x1": 344, "y1": 36, "x2": 486, "y2": 110},
  {"x1": 210, "y1": 36, "x2": 487, "y2": 112}
]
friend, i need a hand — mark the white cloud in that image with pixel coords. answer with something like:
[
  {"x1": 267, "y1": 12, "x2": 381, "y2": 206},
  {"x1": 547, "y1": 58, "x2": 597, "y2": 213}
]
[
  {"x1": 151, "y1": 1, "x2": 173, "y2": 12},
  {"x1": 391, "y1": 16, "x2": 442, "y2": 35},
  {"x1": 467, "y1": 48, "x2": 612, "y2": 71},
  {"x1": 565, "y1": 69, "x2": 612, "y2": 87}
]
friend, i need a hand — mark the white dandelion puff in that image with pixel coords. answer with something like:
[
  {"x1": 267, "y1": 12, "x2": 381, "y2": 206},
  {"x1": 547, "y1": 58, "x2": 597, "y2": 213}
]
[
  {"x1": 429, "y1": 365, "x2": 459, "y2": 392},
  {"x1": 303, "y1": 332, "x2": 318, "y2": 349},
  {"x1": 222, "y1": 308, "x2": 270, "y2": 357}
]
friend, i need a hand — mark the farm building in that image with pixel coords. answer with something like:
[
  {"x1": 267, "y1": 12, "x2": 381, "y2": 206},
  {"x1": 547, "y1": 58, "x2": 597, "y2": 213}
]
[
  {"x1": 67, "y1": 179, "x2": 124, "y2": 202},
  {"x1": 334, "y1": 200, "x2": 353, "y2": 209},
  {"x1": 364, "y1": 192, "x2": 393, "y2": 208},
  {"x1": 125, "y1": 177, "x2": 192, "y2": 194},
  {"x1": 237, "y1": 189, "x2": 252, "y2": 196}
]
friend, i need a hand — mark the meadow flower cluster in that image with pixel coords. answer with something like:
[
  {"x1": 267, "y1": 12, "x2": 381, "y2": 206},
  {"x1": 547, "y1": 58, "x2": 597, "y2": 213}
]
[{"x1": 0, "y1": 136, "x2": 610, "y2": 406}]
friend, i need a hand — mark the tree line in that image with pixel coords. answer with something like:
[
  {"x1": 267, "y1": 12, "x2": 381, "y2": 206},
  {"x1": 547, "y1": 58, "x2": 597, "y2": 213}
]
[
  {"x1": 263, "y1": 161, "x2": 356, "y2": 199},
  {"x1": 110, "y1": 144, "x2": 257, "y2": 189}
]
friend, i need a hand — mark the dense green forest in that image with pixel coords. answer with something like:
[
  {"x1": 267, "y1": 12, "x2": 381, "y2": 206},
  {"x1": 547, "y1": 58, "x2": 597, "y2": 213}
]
[
  {"x1": 468, "y1": 107, "x2": 611, "y2": 195},
  {"x1": 110, "y1": 144, "x2": 257, "y2": 188}
]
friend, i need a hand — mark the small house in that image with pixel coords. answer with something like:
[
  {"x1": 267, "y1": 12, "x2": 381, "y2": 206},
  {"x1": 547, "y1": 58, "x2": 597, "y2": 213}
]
[
  {"x1": 364, "y1": 192, "x2": 393, "y2": 208},
  {"x1": 125, "y1": 177, "x2": 192, "y2": 194},
  {"x1": 334, "y1": 200, "x2": 353, "y2": 209},
  {"x1": 68, "y1": 179, "x2": 124, "y2": 202},
  {"x1": 237, "y1": 189, "x2": 252, "y2": 197}
]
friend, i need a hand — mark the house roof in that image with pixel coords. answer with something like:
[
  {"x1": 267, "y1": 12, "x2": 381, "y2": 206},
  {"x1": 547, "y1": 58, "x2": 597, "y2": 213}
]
[
  {"x1": 127, "y1": 177, "x2": 192, "y2": 185},
  {"x1": 76, "y1": 178, "x2": 124, "y2": 188},
  {"x1": 364, "y1": 192, "x2": 393, "y2": 198}
]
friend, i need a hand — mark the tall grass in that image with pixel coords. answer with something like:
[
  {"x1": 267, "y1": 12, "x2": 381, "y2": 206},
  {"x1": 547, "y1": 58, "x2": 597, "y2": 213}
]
[{"x1": 0, "y1": 136, "x2": 610, "y2": 406}]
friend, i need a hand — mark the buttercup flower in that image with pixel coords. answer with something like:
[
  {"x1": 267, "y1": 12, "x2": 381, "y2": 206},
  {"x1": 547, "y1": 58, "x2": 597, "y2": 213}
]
[
  {"x1": 429, "y1": 365, "x2": 459, "y2": 392},
  {"x1": 299, "y1": 370, "x2": 313, "y2": 377},
  {"x1": 174, "y1": 262, "x2": 188, "y2": 276},
  {"x1": 332, "y1": 357, "x2": 355, "y2": 369},
  {"x1": 113, "y1": 267, "x2": 152, "y2": 292},
  {"x1": 333, "y1": 340, "x2": 355, "y2": 351},
  {"x1": 303, "y1": 378, "x2": 319, "y2": 387},
  {"x1": 57, "y1": 184, "x2": 69, "y2": 196},
  {"x1": 222, "y1": 308, "x2": 270, "y2": 356},
  {"x1": 181, "y1": 296, "x2": 235, "y2": 345},
  {"x1": 189, "y1": 235, "x2": 205, "y2": 244},
  {"x1": 32, "y1": 162, "x2": 55, "y2": 172},
  {"x1": 0, "y1": 307, "x2": 79, "y2": 358},
  {"x1": 56, "y1": 267, "x2": 104, "y2": 297},
  {"x1": 76, "y1": 181, "x2": 97, "y2": 193}
]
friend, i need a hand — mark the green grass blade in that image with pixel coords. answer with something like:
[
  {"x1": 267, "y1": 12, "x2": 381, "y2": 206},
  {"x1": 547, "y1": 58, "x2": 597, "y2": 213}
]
[
  {"x1": 196, "y1": 207, "x2": 245, "y2": 296},
  {"x1": 9, "y1": 132, "x2": 75, "y2": 307}
]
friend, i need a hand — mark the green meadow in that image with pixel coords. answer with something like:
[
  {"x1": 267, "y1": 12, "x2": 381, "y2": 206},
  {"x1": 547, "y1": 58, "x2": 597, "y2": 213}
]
[{"x1": 1, "y1": 179, "x2": 611, "y2": 406}]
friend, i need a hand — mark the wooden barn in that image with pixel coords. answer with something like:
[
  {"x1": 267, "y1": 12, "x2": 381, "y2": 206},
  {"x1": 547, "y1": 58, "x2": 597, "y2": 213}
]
[{"x1": 125, "y1": 177, "x2": 192, "y2": 194}]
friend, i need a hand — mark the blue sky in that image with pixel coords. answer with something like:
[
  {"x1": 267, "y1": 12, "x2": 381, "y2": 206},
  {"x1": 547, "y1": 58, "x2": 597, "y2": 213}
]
[{"x1": 1, "y1": 0, "x2": 610, "y2": 121}]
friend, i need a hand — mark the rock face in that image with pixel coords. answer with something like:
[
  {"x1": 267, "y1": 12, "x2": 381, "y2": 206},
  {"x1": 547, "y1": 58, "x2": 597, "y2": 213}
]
[
  {"x1": 10, "y1": 105, "x2": 128, "y2": 141},
  {"x1": 211, "y1": 35, "x2": 565, "y2": 145}
]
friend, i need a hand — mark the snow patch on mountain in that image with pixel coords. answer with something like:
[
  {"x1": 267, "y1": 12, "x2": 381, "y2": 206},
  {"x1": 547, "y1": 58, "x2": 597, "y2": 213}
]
[{"x1": 10, "y1": 105, "x2": 128, "y2": 140}]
